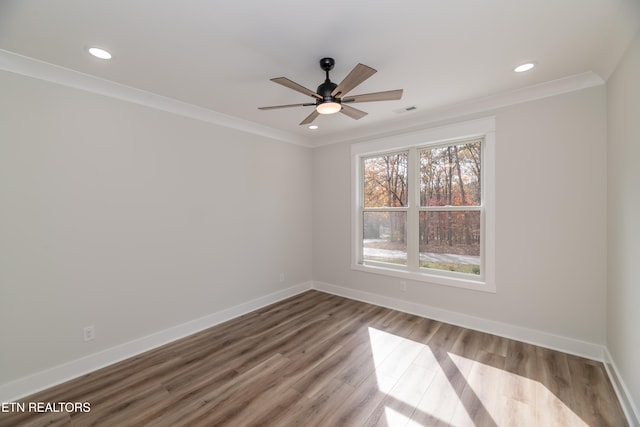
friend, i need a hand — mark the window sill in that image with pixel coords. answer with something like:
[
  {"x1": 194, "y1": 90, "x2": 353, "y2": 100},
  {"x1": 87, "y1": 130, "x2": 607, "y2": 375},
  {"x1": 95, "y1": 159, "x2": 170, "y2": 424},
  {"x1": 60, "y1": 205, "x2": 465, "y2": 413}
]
[{"x1": 351, "y1": 262, "x2": 496, "y2": 293}]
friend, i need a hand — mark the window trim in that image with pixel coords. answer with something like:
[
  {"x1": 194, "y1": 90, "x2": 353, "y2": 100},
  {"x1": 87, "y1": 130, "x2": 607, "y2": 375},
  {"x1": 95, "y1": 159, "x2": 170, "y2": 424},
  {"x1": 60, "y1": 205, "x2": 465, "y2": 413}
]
[{"x1": 351, "y1": 117, "x2": 496, "y2": 293}]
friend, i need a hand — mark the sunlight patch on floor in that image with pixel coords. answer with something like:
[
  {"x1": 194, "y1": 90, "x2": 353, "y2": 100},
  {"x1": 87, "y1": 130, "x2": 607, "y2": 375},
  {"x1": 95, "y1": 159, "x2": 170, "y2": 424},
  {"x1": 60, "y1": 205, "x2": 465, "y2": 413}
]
[
  {"x1": 368, "y1": 327, "x2": 590, "y2": 427},
  {"x1": 383, "y1": 406, "x2": 413, "y2": 426},
  {"x1": 447, "y1": 352, "x2": 589, "y2": 427}
]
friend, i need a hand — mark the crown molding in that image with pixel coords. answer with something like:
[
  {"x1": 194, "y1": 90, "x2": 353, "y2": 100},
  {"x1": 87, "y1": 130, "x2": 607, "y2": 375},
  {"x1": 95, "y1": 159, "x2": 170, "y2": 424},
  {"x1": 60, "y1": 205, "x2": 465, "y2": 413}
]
[
  {"x1": 0, "y1": 49, "x2": 312, "y2": 147},
  {"x1": 311, "y1": 71, "x2": 605, "y2": 147},
  {"x1": 1, "y1": 49, "x2": 605, "y2": 150}
]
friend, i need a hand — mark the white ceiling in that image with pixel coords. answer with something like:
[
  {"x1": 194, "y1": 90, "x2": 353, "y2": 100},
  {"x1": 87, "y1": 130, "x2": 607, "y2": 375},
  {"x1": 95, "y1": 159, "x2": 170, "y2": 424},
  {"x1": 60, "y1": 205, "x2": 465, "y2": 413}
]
[{"x1": 1, "y1": 0, "x2": 639, "y2": 146}]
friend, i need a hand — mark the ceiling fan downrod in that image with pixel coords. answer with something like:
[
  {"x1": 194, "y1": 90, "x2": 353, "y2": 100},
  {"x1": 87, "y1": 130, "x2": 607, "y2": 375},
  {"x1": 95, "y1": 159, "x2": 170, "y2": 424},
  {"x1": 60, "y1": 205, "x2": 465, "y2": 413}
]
[{"x1": 317, "y1": 57, "x2": 339, "y2": 104}]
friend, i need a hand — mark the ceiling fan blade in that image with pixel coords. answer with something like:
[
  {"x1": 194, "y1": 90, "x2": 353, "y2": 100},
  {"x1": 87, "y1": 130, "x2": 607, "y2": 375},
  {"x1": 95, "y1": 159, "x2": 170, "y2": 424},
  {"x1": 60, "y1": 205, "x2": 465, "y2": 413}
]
[
  {"x1": 300, "y1": 110, "x2": 320, "y2": 125},
  {"x1": 258, "y1": 102, "x2": 316, "y2": 110},
  {"x1": 341, "y1": 89, "x2": 403, "y2": 104},
  {"x1": 331, "y1": 63, "x2": 377, "y2": 98},
  {"x1": 340, "y1": 104, "x2": 368, "y2": 120},
  {"x1": 271, "y1": 77, "x2": 322, "y2": 99}
]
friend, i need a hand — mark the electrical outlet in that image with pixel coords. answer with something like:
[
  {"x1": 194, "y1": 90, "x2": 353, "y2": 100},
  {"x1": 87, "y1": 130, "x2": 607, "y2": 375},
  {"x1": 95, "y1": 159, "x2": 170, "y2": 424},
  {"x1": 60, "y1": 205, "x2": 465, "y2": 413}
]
[
  {"x1": 400, "y1": 281, "x2": 407, "y2": 291},
  {"x1": 83, "y1": 325, "x2": 95, "y2": 342},
  {"x1": 279, "y1": 273, "x2": 285, "y2": 283}
]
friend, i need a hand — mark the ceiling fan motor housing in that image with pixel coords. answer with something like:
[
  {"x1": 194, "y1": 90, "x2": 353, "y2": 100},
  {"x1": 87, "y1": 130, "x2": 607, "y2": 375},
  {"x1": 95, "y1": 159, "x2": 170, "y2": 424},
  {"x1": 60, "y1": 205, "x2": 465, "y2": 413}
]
[{"x1": 317, "y1": 81, "x2": 338, "y2": 104}]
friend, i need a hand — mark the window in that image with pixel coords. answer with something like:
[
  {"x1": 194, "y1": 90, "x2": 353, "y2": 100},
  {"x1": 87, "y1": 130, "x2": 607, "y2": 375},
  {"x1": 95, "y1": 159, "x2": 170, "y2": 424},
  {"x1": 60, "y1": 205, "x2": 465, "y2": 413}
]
[
  {"x1": 418, "y1": 141, "x2": 482, "y2": 275},
  {"x1": 351, "y1": 118, "x2": 495, "y2": 292},
  {"x1": 362, "y1": 152, "x2": 408, "y2": 266}
]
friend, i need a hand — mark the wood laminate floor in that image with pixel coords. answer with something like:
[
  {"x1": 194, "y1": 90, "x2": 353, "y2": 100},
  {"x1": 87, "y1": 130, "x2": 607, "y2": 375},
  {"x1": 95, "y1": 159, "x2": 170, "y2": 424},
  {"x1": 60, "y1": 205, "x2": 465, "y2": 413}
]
[{"x1": 0, "y1": 291, "x2": 627, "y2": 426}]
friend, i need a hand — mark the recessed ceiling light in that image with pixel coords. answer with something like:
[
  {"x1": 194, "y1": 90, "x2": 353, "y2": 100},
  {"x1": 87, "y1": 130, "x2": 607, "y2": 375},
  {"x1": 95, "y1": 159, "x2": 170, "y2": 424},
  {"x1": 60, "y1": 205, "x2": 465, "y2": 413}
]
[
  {"x1": 308, "y1": 125, "x2": 319, "y2": 130},
  {"x1": 514, "y1": 62, "x2": 535, "y2": 73},
  {"x1": 88, "y1": 47, "x2": 112, "y2": 60}
]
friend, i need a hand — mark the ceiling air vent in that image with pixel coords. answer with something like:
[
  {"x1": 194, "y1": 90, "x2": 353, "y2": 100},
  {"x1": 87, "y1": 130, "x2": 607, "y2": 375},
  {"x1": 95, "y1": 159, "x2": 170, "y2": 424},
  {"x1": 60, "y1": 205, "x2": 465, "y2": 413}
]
[{"x1": 394, "y1": 105, "x2": 417, "y2": 114}]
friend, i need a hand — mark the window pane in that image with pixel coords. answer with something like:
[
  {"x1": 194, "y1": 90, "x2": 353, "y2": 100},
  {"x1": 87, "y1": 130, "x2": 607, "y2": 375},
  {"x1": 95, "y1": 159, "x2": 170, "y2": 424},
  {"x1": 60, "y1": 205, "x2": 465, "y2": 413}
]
[
  {"x1": 363, "y1": 152, "x2": 408, "y2": 207},
  {"x1": 419, "y1": 211, "x2": 480, "y2": 275},
  {"x1": 363, "y1": 211, "x2": 407, "y2": 266},
  {"x1": 420, "y1": 141, "x2": 481, "y2": 207}
]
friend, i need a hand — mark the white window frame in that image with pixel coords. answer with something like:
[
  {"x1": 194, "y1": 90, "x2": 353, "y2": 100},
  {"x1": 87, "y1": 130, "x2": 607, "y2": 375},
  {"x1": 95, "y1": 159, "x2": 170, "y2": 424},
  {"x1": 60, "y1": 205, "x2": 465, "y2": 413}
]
[{"x1": 351, "y1": 117, "x2": 496, "y2": 293}]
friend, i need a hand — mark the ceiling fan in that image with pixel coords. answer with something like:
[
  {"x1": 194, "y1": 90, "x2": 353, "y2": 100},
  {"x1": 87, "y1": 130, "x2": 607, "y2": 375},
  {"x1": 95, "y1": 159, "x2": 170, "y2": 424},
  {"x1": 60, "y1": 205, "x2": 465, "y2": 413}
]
[{"x1": 259, "y1": 57, "x2": 403, "y2": 125}]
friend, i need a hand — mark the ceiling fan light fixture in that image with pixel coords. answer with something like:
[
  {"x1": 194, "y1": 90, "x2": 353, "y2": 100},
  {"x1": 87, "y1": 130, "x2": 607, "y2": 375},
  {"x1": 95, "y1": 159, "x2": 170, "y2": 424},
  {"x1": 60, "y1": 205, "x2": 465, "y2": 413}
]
[{"x1": 316, "y1": 102, "x2": 341, "y2": 115}]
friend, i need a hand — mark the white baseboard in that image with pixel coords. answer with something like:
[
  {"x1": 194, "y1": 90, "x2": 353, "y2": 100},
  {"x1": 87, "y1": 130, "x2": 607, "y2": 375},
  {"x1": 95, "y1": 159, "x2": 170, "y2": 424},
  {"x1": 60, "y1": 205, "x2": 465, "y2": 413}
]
[
  {"x1": 603, "y1": 348, "x2": 640, "y2": 427},
  {"x1": 4, "y1": 280, "x2": 636, "y2": 427},
  {"x1": 311, "y1": 280, "x2": 605, "y2": 361},
  {"x1": 0, "y1": 281, "x2": 312, "y2": 402},
  {"x1": 312, "y1": 280, "x2": 640, "y2": 426}
]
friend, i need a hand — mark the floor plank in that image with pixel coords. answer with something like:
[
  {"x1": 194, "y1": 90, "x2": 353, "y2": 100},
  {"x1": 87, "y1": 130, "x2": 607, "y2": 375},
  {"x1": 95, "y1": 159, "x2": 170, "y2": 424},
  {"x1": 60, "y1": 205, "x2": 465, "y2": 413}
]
[{"x1": 0, "y1": 290, "x2": 627, "y2": 426}]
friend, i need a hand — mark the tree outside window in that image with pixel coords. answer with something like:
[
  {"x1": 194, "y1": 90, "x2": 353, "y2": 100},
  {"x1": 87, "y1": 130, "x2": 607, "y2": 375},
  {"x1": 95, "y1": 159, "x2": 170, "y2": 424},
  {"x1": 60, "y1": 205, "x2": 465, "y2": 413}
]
[{"x1": 359, "y1": 139, "x2": 482, "y2": 276}]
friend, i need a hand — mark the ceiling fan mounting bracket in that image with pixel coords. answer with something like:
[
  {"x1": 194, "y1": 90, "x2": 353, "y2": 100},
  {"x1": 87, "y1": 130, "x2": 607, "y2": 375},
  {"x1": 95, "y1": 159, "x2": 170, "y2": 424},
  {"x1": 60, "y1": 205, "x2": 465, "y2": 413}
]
[{"x1": 319, "y1": 57, "x2": 335, "y2": 72}]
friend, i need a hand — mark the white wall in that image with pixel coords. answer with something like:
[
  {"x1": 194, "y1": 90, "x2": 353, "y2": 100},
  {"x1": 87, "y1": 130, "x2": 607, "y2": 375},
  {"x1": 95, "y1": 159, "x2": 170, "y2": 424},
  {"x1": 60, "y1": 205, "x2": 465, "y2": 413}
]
[
  {"x1": 2, "y1": 54, "x2": 632, "y2": 412},
  {"x1": 607, "y1": 30, "x2": 640, "y2": 418},
  {"x1": 0, "y1": 71, "x2": 313, "y2": 385},
  {"x1": 313, "y1": 85, "x2": 608, "y2": 347}
]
